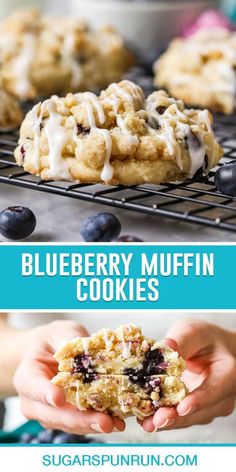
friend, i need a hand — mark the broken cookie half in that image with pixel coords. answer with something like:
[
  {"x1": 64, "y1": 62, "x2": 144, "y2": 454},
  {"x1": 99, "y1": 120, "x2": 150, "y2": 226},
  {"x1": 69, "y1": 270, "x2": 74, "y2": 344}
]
[{"x1": 52, "y1": 324, "x2": 187, "y2": 419}]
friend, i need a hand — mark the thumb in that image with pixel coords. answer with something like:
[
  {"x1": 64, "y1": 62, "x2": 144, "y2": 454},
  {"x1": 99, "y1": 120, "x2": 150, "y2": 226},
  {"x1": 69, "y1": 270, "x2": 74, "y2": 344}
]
[
  {"x1": 45, "y1": 320, "x2": 90, "y2": 350},
  {"x1": 164, "y1": 319, "x2": 211, "y2": 360}
]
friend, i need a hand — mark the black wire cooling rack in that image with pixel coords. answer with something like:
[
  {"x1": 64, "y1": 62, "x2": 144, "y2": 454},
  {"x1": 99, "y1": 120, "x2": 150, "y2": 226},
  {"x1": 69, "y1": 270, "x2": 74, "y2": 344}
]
[{"x1": 0, "y1": 73, "x2": 236, "y2": 232}]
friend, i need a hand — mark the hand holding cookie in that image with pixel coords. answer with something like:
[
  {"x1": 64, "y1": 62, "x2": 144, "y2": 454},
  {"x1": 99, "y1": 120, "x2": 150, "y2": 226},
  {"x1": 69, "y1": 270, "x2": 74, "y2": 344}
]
[
  {"x1": 13, "y1": 320, "x2": 126, "y2": 435},
  {"x1": 141, "y1": 319, "x2": 236, "y2": 432}
]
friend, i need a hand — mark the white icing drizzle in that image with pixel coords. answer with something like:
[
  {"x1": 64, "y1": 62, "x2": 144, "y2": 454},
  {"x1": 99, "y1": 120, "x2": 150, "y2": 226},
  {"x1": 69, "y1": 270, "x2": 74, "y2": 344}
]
[
  {"x1": 146, "y1": 98, "x2": 210, "y2": 175},
  {"x1": 177, "y1": 121, "x2": 206, "y2": 177},
  {"x1": 199, "y1": 110, "x2": 213, "y2": 135},
  {"x1": 146, "y1": 99, "x2": 183, "y2": 169},
  {"x1": 100, "y1": 129, "x2": 113, "y2": 181},
  {"x1": 103, "y1": 329, "x2": 114, "y2": 350},
  {"x1": 187, "y1": 129, "x2": 206, "y2": 178},
  {"x1": 104, "y1": 96, "x2": 120, "y2": 114},
  {"x1": 75, "y1": 92, "x2": 114, "y2": 182},
  {"x1": 13, "y1": 33, "x2": 36, "y2": 99},
  {"x1": 81, "y1": 337, "x2": 90, "y2": 353},
  {"x1": 116, "y1": 115, "x2": 139, "y2": 146},
  {"x1": 62, "y1": 33, "x2": 82, "y2": 88},
  {"x1": 83, "y1": 92, "x2": 106, "y2": 126},
  {"x1": 31, "y1": 103, "x2": 42, "y2": 171},
  {"x1": 110, "y1": 83, "x2": 134, "y2": 105},
  {"x1": 43, "y1": 99, "x2": 72, "y2": 180},
  {"x1": 118, "y1": 326, "x2": 131, "y2": 359}
]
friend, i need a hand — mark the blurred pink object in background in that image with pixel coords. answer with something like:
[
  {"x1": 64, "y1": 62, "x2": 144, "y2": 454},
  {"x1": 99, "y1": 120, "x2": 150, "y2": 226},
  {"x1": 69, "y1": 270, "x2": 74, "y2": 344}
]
[{"x1": 182, "y1": 9, "x2": 234, "y2": 37}]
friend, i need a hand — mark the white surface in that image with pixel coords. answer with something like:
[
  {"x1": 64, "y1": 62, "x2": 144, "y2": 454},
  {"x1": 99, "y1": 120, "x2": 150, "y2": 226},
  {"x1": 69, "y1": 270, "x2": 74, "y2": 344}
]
[
  {"x1": 1, "y1": 183, "x2": 236, "y2": 242},
  {"x1": 70, "y1": 0, "x2": 219, "y2": 52}
]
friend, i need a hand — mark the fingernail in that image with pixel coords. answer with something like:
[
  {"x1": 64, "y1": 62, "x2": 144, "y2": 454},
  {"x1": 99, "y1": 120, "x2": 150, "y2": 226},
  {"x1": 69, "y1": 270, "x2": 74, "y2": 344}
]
[
  {"x1": 178, "y1": 406, "x2": 197, "y2": 417},
  {"x1": 90, "y1": 424, "x2": 105, "y2": 433},
  {"x1": 113, "y1": 427, "x2": 122, "y2": 432},
  {"x1": 155, "y1": 418, "x2": 176, "y2": 429},
  {"x1": 45, "y1": 393, "x2": 57, "y2": 408}
]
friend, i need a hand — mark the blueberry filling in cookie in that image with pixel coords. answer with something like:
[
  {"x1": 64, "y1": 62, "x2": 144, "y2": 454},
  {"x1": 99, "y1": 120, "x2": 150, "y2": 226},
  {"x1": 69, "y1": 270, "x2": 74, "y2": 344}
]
[
  {"x1": 20, "y1": 145, "x2": 26, "y2": 161},
  {"x1": 124, "y1": 348, "x2": 168, "y2": 388},
  {"x1": 77, "y1": 124, "x2": 90, "y2": 136},
  {"x1": 156, "y1": 106, "x2": 167, "y2": 115},
  {"x1": 73, "y1": 354, "x2": 97, "y2": 383},
  {"x1": 144, "y1": 348, "x2": 168, "y2": 375}
]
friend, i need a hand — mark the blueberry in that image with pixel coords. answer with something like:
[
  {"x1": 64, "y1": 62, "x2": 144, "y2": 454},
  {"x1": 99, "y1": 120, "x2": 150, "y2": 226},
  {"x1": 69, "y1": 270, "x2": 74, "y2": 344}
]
[
  {"x1": 73, "y1": 354, "x2": 97, "y2": 383},
  {"x1": 77, "y1": 124, "x2": 90, "y2": 136},
  {"x1": 156, "y1": 106, "x2": 166, "y2": 115},
  {"x1": 53, "y1": 433, "x2": 75, "y2": 444},
  {"x1": 80, "y1": 212, "x2": 121, "y2": 242},
  {"x1": 37, "y1": 429, "x2": 56, "y2": 443},
  {"x1": 20, "y1": 145, "x2": 26, "y2": 160},
  {"x1": 19, "y1": 433, "x2": 35, "y2": 443},
  {"x1": 0, "y1": 206, "x2": 36, "y2": 240},
  {"x1": 215, "y1": 163, "x2": 236, "y2": 196},
  {"x1": 144, "y1": 349, "x2": 166, "y2": 375},
  {"x1": 52, "y1": 433, "x2": 94, "y2": 444},
  {"x1": 124, "y1": 348, "x2": 167, "y2": 389},
  {"x1": 117, "y1": 235, "x2": 144, "y2": 242}
]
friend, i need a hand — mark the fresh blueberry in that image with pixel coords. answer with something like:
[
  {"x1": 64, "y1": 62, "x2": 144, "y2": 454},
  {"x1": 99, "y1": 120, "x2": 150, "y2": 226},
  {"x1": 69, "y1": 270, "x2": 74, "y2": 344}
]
[
  {"x1": 215, "y1": 163, "x2": 236, "y2": 196},
  {"x1": 53, "y1": 433, "x2": 87, "y2": 444},
  {"x1": 37, "y1": 429, "x2": 57, "y2": 443},
  {"x1": 19, "y1": 433, "x2": 35, "y2": 443},
  {"x1": 117, "y1": 235, "x2": 144, "y2": 242},
  {"x1": 0, "y1": 206, "x2": 36, "y2": 240},
  {"x1": 77, "y1": 124, "x2": 90, "y2": 136},
  {"x1": 53, "y1": 433, "x2": 75, "y2": 444},
  {"x1": 80, "y1": 212, "x2": 121, "y2": 242}
]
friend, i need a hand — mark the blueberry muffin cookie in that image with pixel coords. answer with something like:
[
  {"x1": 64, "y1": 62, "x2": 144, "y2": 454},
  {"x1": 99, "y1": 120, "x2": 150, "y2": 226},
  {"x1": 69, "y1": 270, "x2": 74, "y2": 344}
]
[
  {"x1": 15, "y1": 80, "x2": 223, "y2": 185},
  {"x1": 15, "y1": 80, "x2": 223, "y2": 184},
  {"x1": 52, "y1": 324, "x2": 187, "y2": 419},
  {"x1": 0, "y1": 9, "x2": 133, "y2": 101},
  {"x1": 155, "y1": 28, "x2": 236, "y2": 114},
  {"x1": 0, "y1": 83, "x2": 22, "y2": 129}
]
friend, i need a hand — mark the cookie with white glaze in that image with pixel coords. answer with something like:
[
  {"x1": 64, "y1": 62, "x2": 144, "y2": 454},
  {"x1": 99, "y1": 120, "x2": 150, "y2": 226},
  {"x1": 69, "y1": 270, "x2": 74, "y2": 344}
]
[
  {"x1": 0, "y1": 9, "x2": 133, "y2": 101},
  {"x1": 0, "y1": 83, "x2": 22, "y2": 128},
  {"x1": 155, "y1": 28, "x2": 236, "y2": 115},
  {"x1": 52, "y1": 325, "x2": 187, "y2": 419},
  {"x1": 14, "y1": 80, "x2": 223, "y2": 185}
]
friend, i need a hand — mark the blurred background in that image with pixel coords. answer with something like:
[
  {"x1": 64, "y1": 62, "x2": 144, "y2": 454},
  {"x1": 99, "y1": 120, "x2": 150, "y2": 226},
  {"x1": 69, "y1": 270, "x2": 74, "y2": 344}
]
[{"x1": 0, "y1": 1, "x2": 235, "y2": 52}]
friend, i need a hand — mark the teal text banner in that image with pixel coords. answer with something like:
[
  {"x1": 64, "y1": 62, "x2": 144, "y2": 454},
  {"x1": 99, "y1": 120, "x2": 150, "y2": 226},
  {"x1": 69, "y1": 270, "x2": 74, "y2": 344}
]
[{"x1": 0, "y1": 243, "x2": 234, "y2": 310}]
